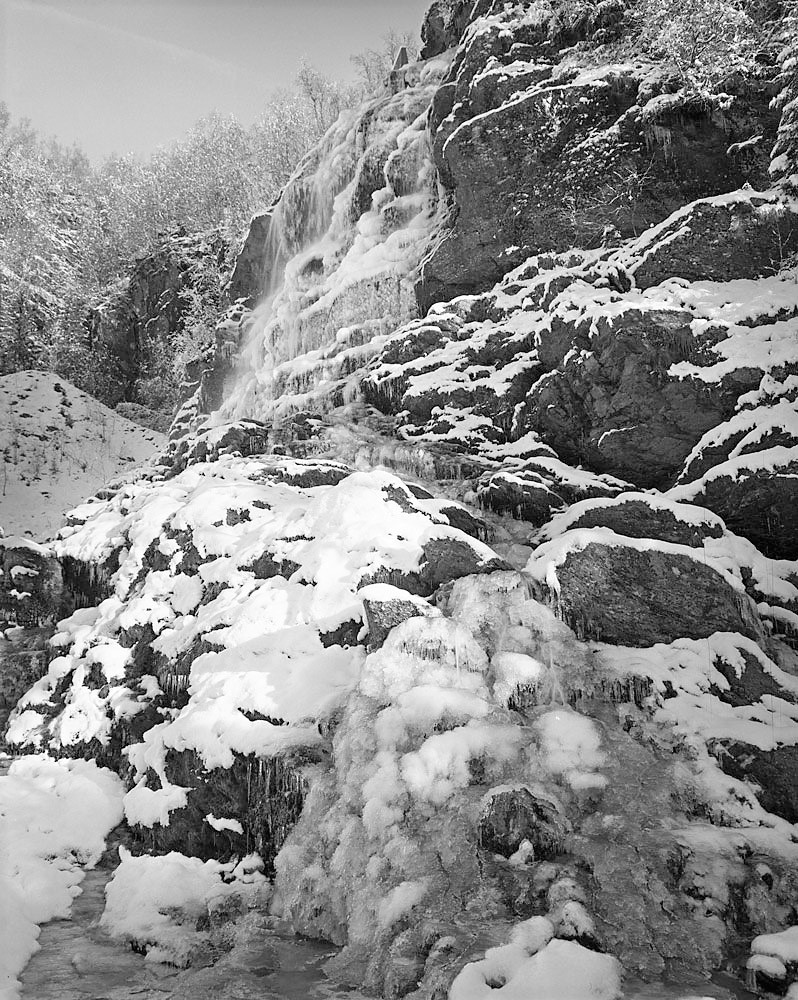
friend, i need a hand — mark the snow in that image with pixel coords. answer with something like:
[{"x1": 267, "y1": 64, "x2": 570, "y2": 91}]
[
  {"x1": 100, "y1": 846, "x2": 267, "y2": 966},
  {"x1": 0, "y1": 755, "x2": 124, "y2": 1000},
  {"x1": 123, "y1": 779, "x2": 191, "y2": 828},
  {"x1": 536, "y1": 709, "x2": 607, "y2": 790},
  {"x1": 750, "y1": 925, "x2": 798, "y2": 966},
  {"x1": 604, "y1": 632, "x2": 798, "y2": 756},
  {"x1": 205, "y1": 813, "x2": 244, "y2": 834},
  {"x1": 0, "y1": 371, "x2": 164, "y2": 540},
  {"x1": 400, "y1": 718, "x2": 522, "y2": 805},
  {"x1": 377, "y1": 880, "x2": 428, "y2": 927},
  {"x1": 449, "y1": 933, "x2": 621, "y2": 1000},
  {"x1": 7, "y1": 459, "x2": 503, "y2": 833}
]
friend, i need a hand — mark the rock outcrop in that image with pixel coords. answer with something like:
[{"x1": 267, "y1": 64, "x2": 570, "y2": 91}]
[
  {"x1": 88, "y1": 228, "x2": 231, "y2": 407},
  {"x1": 417, "y1": 7, "x2": 781, "y2": 309}
]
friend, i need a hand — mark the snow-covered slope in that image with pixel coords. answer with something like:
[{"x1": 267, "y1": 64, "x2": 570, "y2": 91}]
[{"x1": 0, "y1": 371, "x2": 165, "y2": 541}]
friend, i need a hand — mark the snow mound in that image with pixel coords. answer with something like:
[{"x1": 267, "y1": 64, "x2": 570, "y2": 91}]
[
  {"x1": 0, "y1": 755, "x2": 124, "y2": 1000},
  {"x1": 450, "y1": 930, "x2": 621, "y2": 1000},
  {"x1": 100, "y1": 847, "x2": 267, "y2": 967}
]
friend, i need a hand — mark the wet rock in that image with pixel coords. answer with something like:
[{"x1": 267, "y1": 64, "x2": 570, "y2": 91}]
[
  {"x1": 478, "y1": 785, "x2": 570, "y2": 860},
  {"x1": 226, "y1": 209, "x2": 279, "y2": 306},
  {"x1": 526, "y1": 305, "x2": 735, "y2": 488}
]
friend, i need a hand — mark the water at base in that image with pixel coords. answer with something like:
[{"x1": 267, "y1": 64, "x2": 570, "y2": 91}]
[{"x1": 17, "y1": 828, "x2": 366, "y2": 1000}]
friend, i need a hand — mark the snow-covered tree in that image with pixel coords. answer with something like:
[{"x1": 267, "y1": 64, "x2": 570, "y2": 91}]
[{"x1": 771, "y1": 0, "x2": 798, "y2": 189}]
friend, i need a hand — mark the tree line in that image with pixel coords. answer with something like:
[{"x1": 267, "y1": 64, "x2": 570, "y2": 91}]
[
  {"x1": 0, "y1": 2, "x2": 796, "y2": 424},
  {"x1": 0, "y1": 33, "x2": 415, "y2": 415}
]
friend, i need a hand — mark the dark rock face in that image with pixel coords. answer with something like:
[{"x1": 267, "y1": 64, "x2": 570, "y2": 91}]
[
  {"x1": 679, "y1": 458, "x2": 798, "y2": 561},
  {"x1": 478, "y1": 786, "x2": 570, "y2": 860},
  {"x1": 628, "y1": 197, "x2": 798, "y2": 289},
  {"x1": 547, "y1": 541, "x2": 762, "y2": 646},
  {"x1": 0, "y1": 627, "x2": 49, "y2": 739},
  {"x1": 525, "y1": 305, "x2": 738, "y2": 488},
  {"x1": 225, "y1": 210, "x2": 278, "y2": 306},
  {"x1": 716, "y1": 743, "x2": 798, "y2": 822},
  {"x1": 60, "y1": 555, "x2": 116, "y2": 610},
  {"x1": 135, "y1": 748, "x2": 315, "y2": 874},
  {"x1": 0, "y1": 540, "x2": 64, "y2": 627},
  {"x1": 420, "y1": 0, "x2": 476, "y2": 59},
  {"x1": 88, "y1": 229, "x2": 231, "y2": 404},
  {"x1": 419, "y1": 10, "x2": 780, "y2": 311},
  {"x1": 560, "y1": 497, "x2": 724, "y2": 547}
]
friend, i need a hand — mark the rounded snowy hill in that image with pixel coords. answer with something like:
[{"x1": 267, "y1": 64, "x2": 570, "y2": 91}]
[{"x1": 0, "y1": 371, "x2": 165, "y2": 540}]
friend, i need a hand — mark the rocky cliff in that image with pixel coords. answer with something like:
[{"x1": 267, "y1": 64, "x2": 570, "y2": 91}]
[{"x1": 4, "y1": 2, "x2": 798, "y2": 999}]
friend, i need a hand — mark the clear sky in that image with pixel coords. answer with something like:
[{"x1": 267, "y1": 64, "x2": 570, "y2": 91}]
[{"x1": 0, "y1": 0, "x2": 432, "y2": 162}]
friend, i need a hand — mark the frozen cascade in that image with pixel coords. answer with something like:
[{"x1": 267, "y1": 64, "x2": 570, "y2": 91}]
[{"x1": 217, "y1": 54, "x2": 453, "y2": 431}]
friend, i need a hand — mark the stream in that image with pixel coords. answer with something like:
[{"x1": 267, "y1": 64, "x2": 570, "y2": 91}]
[
  {"x1": 0, "y1": 757, "x2": 364, "y2": 1000},
  {"x1": 19, "y1": 830, "x2": 365, "y2": 1000}
]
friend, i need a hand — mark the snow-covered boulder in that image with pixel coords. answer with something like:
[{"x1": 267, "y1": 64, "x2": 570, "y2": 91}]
[{"x1": 526, "y1": 527, "x2": 764, "y2": 646}]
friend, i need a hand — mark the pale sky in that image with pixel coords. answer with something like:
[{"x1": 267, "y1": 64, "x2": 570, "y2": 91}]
[{"x1": 0, "y1": 0, "x2": 431, "y2": 162}]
